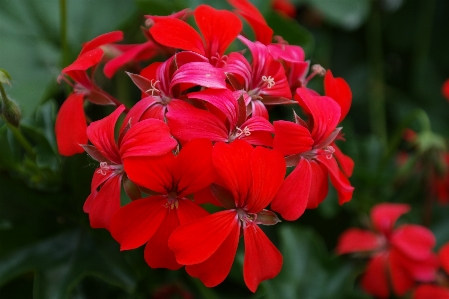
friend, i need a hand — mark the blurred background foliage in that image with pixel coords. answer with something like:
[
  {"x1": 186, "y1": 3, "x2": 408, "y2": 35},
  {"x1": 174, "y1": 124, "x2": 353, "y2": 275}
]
[{"x1": 0, "y1": 0, "x2": 448, "y2": 298}]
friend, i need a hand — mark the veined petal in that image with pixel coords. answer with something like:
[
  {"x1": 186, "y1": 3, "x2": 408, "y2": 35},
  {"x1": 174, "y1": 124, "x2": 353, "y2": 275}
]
[
  {"x1": 166, "y1": 101, "x2": 228, "y2": 143},
  {"x1": 317, "y1": 156, "x2": 354, "y2": 205},
  {"x1": 80, "y1": 31, "x2": 123, "y2": 54},
  {"x1": 170, "y1": 62, "x2": 226, "y2": 89},
  {"x1": 194, "y1": 5, "x2": 242, "y2": 57},
  {"x1": 268, "y1": 44, "x2": 305, "y2": 63},
  {"x1": 271, "y1": 157, "x2": 311, "y2": 220},
  {"x1": 121, "y1": 96, "x2": 160, "y2": 130},
  {"x1": 188, "y1": 89, "x2": 238, "y2": 126},
  {"x1": 243, "y1": 224, "x2": 282, "y2": 293},
  {"x1": 370, "y1": 203, "x2": 410, "y2": 235},
  {"x1": 87, "y1": 105, "x2": 125, "y2": 164},
  {"x1": 336, "y1": 229, "x2": 382, "y2": 254},
  {"x1": 62, "y1": 48, "x2": 104, "y2": 74},
  {"x1": 324, "y1": 70, "x2": 352, "y2": 123},
  {"x1": 273, "y1": 120, "x2": 313, "y2": 156},
  {"x1": 229, "y1": 0, "x2": 273, "y2": 45},
  {"x1": 246, "y1": 147, "x2": 286, "y2": 213},
  {"x1": 149, "y1": 17, "x2": 205, "y2": 54},
  {"x1": 224, "y1": 52, "x2": 252, "y2": 86},
  {"x1": 123, "y1": 153, "x2": 175, "y2": 194},
  {"x1": 174, "y1": 139, "x2": 215, "y2": 197},
  {"x1": 361, "y1": 253, "x2": 390, "y2": 298},
  {"x1": 213, "y1": 140, "x2": 254, "y2": 207},
  {"x1": 168, "y1": 210, "x2": 238, "y2": 265},
  {"x1": 144, "y1": 208, "x2": 181, "y2": 270},
  {"x1": 391, "y1": 225, "x2": 436, "y2": 260},
  {"x1": 110, "y1": 196, "x2": 167, "y2": 250},
  {"x1": 185, "y1": 218, "x2": 240, "y2": 287},
  {"x1": 119, "y1": 118, "x2": 177, "y2": 159},
  {"x1": 295, "y1": 88, "x2": 341, "y2": 146},
  {"x1": 55, "y1": 93, "x2": 87, "y2": 156},
  {"x1": 251, "y1": 100, "x2": 269, "y2": 120},
  {"x1": 89, "y1": 174, "x2": 122, "y2": 230},
  {"x1": 307, "y1": 160, "x2": 329, "y2": 208}
]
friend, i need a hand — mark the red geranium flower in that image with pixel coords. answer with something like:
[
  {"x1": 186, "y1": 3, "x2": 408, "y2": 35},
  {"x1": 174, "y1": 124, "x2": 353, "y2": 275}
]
[
  {"x1": 442, "y1": 79, "x2": 449, "y2": 101},
  {"x1": 337, "y1": 203, "x2": 438, "y2": 298},
  {"x1": 110, "y1": 139, "x2": 215, "y2": 270},
  {"x1": 168, "y1": 140, "x2": 285, "y2": 292},
  {"x1": 82, "y1": 105, "x2": 177, "y2": 229}
]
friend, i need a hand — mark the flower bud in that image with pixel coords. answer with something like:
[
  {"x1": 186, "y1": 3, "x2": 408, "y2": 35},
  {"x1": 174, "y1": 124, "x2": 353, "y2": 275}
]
[{"x1": 2, "y1": 97, "x2": 21, "y2": 127}]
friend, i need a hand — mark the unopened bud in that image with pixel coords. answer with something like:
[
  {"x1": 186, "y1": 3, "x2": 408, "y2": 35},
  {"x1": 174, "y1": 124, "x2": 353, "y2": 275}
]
[{"x1": 2, "y1": 98, "x2": 21, "y2": 127}]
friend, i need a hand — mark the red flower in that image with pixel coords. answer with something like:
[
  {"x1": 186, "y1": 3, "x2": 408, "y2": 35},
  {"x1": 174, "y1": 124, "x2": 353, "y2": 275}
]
[
  {"x1": 56, "y1": 31, "x2": 124, "y2": 156},
  {"x1": 110, "y1": 139, "x2": 215, "y2": 270},
  {"x1": 442, "y1": 79, "x2": 449, "y2": 101},
  {"x1": 271, "y1": 87, "x2": 353, "y2": 220},
  {"x1": 82, "y1": 105, "x2": 177, "y2": 229},
  {"x1": 337, "y1": 203, "x2": 438, "y2": 298},
  {"x1": 433, "y1": 153, "x2": 449, "y2": 204},
  {"x1": 149, "y1": 4, "x2": 242, "y2": 66},
  {"x1": 168, "y1": 140, "x2": 285, "y2": 292},
  {"x1": 272, "y1": 0, "x2": 296, "y2": 18}
]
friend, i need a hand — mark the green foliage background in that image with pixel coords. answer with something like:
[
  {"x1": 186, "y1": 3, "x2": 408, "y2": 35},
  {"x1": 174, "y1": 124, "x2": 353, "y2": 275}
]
[{"x1": 0, "y1": 0, "x2": 448, "y2": 298}]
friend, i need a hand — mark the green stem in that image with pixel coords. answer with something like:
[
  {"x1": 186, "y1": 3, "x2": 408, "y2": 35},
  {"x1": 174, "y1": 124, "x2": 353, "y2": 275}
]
[
  {"x1": 59, "y1": 0, "x2": 69, "y2": 68},
  {"x1": 4, "y1": 121, "x2": 36, "y2": 159},
  {"x1": 366, "y1": 2, "x2": 387, "y2": 147}
]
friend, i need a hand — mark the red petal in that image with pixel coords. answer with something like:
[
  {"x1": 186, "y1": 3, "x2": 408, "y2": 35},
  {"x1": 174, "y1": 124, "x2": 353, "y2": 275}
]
[
  {"x1": 194, "y1": 5, "x2": 242, "y2": 57},
  {"x1": 336, "y1": 229, "x2": 381, "y2": 254},
  {"x1": 251, "y1": 99, "x2": 269, "y2": 119},
  {"x1": 333, "y1": 143, "x2": 354, "y2": 177},
  {"x1": 185, "y1": 217, "x2": 240, "y2": 287},
  {"x1": 86, "y1": 105, "x2": 124, "y2": 164},
  {"x1": 150, "y1": 17, "x2": 205, "y2": 54},
  {"x1": 84, "y1": 168, "x2": 115, "y2": 213},
  {"x1": 123, "y1": 153, "x2": 175, "y2": 194},
  {"x1": 122, "y1": 96, "x2": 161, "y2": 129},
  {"x1": 188, "y1": 89, "x2": 238, "y2": 126},
  {"x1": 168, "y1": 210, "x2": 238, "y2": 265},
  {"x1": 370, "y1": 203, "x2": 410, "y2": 235},
  {"x1": 443, "y1": 79, "x2": 449, "y2": 101},
  {"x1": 176, "y1": 198, "x2": 210, "y2": 225},
  {"x1": 80, "y1": 31, "x2": 123, "y2": 55},
  {"x1": 89, "y1": 174, "x2": 122, "y2": 230},
  {"x1": 273, "y1": 120, "x2": 314, "y2": 156},
  {"x1": 239, "y1": 116, "x2": 274, "y2": 147},
  {"x1": 173, "y1": 139, "x2": 215, "y2": 197},
  {"x1": 119, "y1": 118, "x2": 177, "y2": 159},
  {"x1": 391, "y1": 225, "x2": 436, "y2": 260},
  {"x1": 243, "y1": 224, "x2": 283, "y2": 292},
  {"x1": 317, "y1": 156, "x2": 354, "y2": 205},
  {"x1": 246, "y1": 147, "x2": 286, "y2": 213},
  {"x1": 62, "y1": 48, "x2": 104, "y2": 73},
  {"x1": 55, "y1": 93, "x2": 87, "y2": 156},
  {"x1": 166, "y1": 101, "x2": 228, "y2": 143},
  {"x1": 271, "y1": 157, "x2": 311, "y2": 220},
  {"x1": 307, "y1": 160, "x2": 329, "y2": 208},
  {"x1": 213, "y1": 140, "x2": 254, "y2": 207},
  {"x1": 414, "y1": 285, "x2": 449, "y2": 299},
  {"x1": 170, "y1": 62, "x2": 226, "y2": 89},
  {"x1": 324, "y1": 70, "x2": 352, "y2": 123},
  {"x1": 440, "y1": 242, "x2": 449, "y2": 275},
  {"x1": 389, "y1": 248, "x2": 416, "y2": 296},
  {"x1": 229, "y1": 0, "x2": 273, "y2": 45},
  {"x1": 361, "y1": 253, "x2": 390, "y2": 298},
  {"x1": 295, "y1": 88, "x2": 341, "y2": 146},
  {"x1": 110, "y1": 196, "x2": 167, "y2": 250},
  {"x1": 144, "y1": 208, "x2": 181, "y2": 270}
]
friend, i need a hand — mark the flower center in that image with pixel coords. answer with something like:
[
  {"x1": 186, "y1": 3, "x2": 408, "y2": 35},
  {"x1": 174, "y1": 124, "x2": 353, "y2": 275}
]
[
  {"x1": 145, "y1": 79, "x2": 161, "y2": 96},
  {"x1": 96, "y1": 162, "x2": 123, "y2": 175},
  {"x1": 236, "y1": 208, "x2": 255, "y2": 228},
  {"x1": 165, "y1": 191, "x2": 179, "y2": 209},
  {"x1": 261, "y1": 75, "x2": 275, "y2": 88}
]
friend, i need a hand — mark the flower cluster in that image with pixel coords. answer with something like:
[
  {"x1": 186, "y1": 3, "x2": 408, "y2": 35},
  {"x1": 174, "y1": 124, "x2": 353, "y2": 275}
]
[
  {"x1": 56, "y1": 0, "x2": 354, "y2": 292},
  {"x1": 336, "y1": 203, "x2": 444, "y2": 298}
]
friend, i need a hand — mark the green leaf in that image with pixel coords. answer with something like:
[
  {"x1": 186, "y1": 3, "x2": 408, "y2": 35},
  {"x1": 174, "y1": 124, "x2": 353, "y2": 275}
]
[
  {"x1": 0, "y1": 229, "x2": 137, "y2": 299},
  {"x1": 305, "y1": 0, "x2": 371, "y2": 30},
  {"x1": 0, "y1": 0, "x2": 136, "y2": 117},
  {"x1": 0, "y1": 68, "x2": 12, "y2": 85},
  {"x1": 260, "y1": 225, "x2": 369, "y2": 299}
]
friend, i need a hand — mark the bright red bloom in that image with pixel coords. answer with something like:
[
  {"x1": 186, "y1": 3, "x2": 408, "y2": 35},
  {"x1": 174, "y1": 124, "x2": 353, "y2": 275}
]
[
  {"x1": 272, "y1": 0, "x2": 296, "y2": 17},
  {"x1": 168, "y1": 140, "x2": 285, "y2": 292},
  {"x1": 149, "y1": 4, "x2": 242, "y2": 66},
  {"x1": 56, "y1": 31, "x2": 124, "y2": 156},
  {"x1": 337, "y1": 203, "x2": 438, "y2": 298},
  {"x1": 271, "y1": 87, "x2": 353, "y2": 220},
  {"x1": 414, "y1": 284, "x2": 449, "y2": 299},
  {"x1": 110, "y1": 139, "x2": 214, "y2": 270},
  {"x1": 324, "y1": 70, "x2": 352, "y2": 124},
  {"x1": 442, "y1": 79, "x2": 449, "y2": 101},
  {"x1": 433, "y1": 153, "x2": 449, "y2": 204},
  {"x1": 82, "y1": 105, "x2": 177, "y2": 230}
]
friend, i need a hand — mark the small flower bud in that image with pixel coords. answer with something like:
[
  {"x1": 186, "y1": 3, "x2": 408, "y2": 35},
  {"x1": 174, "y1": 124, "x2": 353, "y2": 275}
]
[{"x1": 2, "y1": 97, "x2": 21, "y2": 127}]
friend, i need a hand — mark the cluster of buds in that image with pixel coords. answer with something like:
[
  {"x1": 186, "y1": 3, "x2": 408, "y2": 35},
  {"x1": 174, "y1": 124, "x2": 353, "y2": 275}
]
[{"x1": 55, "y1": 0, "x2": 354, "y2": 292}]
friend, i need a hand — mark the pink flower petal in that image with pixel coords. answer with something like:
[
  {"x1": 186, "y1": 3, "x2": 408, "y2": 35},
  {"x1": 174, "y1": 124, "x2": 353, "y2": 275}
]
[
  {"x1": 336, "y1": 229, "x2": 381, "y2": 254},
  {"x1": 110, "y1": 196, "x2": 167, "y2": 250},
  {"x1": 243, "y1": 224, "x2": 283, "y2": 292},
  {"x1": 170, "y1": 62, "x2": 226, "y2": 89},
  {"x1": 271, "y1": 157, "x2": 311, "y2": 220},
  {"x1": 55, "y1": 93, "x2": 87, "y2": 156}
]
